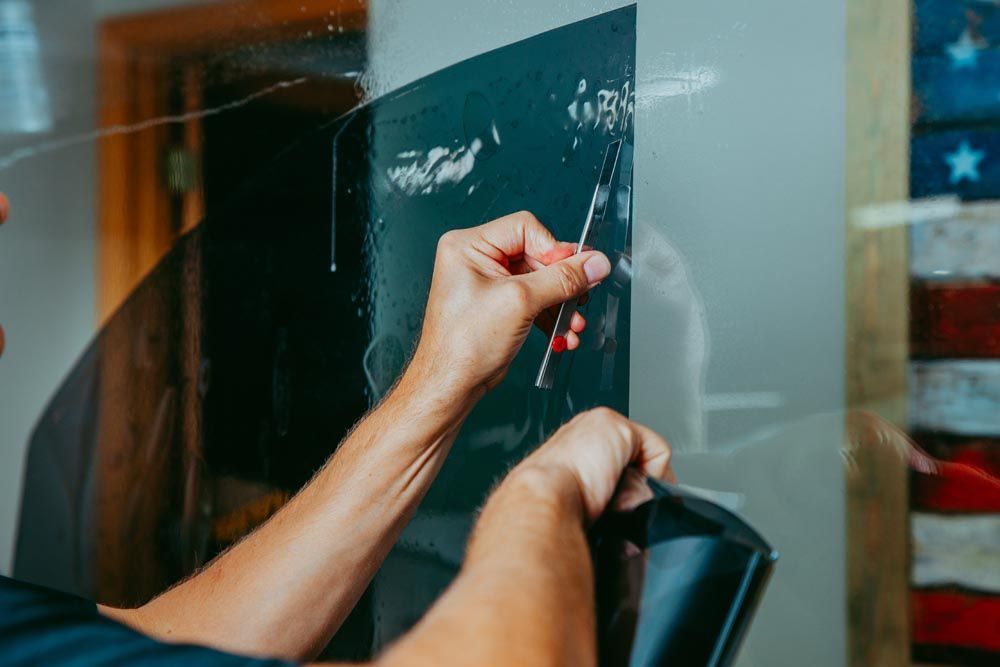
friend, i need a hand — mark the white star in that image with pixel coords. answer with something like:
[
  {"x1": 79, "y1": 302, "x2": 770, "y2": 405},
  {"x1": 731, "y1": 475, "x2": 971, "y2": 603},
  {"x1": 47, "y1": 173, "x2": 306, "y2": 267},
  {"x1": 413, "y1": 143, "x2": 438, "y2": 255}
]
[
  {"x1": 947, "y1": 28, "x2": 984, "y2": 69},
  {"x1": 945, "y1": 140, "x2": 985, "y2": 185}
]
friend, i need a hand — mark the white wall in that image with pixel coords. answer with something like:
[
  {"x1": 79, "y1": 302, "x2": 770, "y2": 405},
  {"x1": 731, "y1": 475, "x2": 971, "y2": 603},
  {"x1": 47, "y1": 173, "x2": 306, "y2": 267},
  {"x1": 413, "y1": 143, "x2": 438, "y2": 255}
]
[
  {"x1": 367, "y1": 1, "x2": 846, "y2": 664},
  {"x1": 0, "y1": 0, "x2": 98, "y2": 575},
  {"x1": 0, "y1": 0, "x2": 216, "y2": 575}
]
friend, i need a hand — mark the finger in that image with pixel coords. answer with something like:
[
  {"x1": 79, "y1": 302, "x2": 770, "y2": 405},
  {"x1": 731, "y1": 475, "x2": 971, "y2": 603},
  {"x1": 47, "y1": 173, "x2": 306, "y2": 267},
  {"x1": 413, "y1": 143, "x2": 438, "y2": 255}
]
[
  {"x1": 0, "y1": 192, "x2": 9, "y2": 225},
  {"x1": 475, "y1": 211, "x2": 560, "y2": 263},
  {"x1": 519, "y1": 241, "x2": 576, "y2": 273},
  {"x1": 514, "y1": 250, "x2": 611, "y2": 314},
  {"x1": 565, "y1": 331, "x2": 580, "y2": 350},
  {"x1": 628, "y1": 421, "x2": 675, "y2": 483},
  {"x1": 611, "y1": 468, "x2": 655, "y2": 513},
  {"x1": 535, "y1": 306, "x2": 585, "y2": 337}
]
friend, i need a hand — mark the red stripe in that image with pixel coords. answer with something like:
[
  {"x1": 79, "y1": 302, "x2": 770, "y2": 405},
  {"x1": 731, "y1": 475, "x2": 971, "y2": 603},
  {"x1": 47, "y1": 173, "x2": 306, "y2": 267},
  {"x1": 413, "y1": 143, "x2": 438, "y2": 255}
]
[
  {"x1": 912, "y1": 462, "x2": 1000, "y2": 512},
  {"x1": 912, "y1": 590, "x2": 1000, "y2": 652},
  {"x1": 911, "y1": 282, "x2": 1000, "y2": 358},
  {"x1": 911, "y1": 435, "x2": 1000, "y2": 512}
]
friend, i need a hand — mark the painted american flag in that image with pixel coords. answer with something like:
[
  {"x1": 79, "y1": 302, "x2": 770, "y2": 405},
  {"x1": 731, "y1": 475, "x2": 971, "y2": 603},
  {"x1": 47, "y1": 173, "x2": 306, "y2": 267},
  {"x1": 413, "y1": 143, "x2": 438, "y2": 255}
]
[{"x1": 910, "y1": 1, "x2": 1000, "y2": 664}]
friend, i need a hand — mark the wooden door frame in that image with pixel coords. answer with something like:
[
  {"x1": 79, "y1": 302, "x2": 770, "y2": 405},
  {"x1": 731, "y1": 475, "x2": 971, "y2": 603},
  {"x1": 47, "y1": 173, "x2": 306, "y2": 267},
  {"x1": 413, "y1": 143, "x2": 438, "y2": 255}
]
[
  {"x1": 96, "y1": 0, "x2": 368, "y2": 323},
  {"x1": 92, "y1": 0, "x2": 367, "y2": 604}
]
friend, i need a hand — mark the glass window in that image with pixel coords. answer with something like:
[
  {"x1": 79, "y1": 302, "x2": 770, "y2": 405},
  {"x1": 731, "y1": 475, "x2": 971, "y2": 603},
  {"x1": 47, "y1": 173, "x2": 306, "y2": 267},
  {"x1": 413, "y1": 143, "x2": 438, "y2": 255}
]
[{"x1": 1, "y1": 1, "x2": 998, "y2": 665}]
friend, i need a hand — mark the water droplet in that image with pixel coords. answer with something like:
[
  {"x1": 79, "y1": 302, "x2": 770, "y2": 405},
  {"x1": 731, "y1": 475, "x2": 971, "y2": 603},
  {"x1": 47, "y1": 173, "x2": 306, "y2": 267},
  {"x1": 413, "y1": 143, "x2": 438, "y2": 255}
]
[{"x1": 463, "y1": 92, "x2": 501, "y2": 161}]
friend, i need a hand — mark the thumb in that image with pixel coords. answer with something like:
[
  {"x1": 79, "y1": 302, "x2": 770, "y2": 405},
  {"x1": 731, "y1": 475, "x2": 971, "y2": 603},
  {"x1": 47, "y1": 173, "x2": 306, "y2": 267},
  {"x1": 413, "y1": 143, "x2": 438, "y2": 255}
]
[{"x1": 515, "y1": 250, "x2": 611, "y2": 313}]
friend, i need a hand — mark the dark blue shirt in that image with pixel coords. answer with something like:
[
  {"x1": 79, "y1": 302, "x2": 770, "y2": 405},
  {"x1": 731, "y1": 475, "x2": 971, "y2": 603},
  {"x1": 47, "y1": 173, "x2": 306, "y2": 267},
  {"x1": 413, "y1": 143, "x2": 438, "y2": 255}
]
[{"x1": 0, "y1": 576, "x2": 298, "y2": 666}]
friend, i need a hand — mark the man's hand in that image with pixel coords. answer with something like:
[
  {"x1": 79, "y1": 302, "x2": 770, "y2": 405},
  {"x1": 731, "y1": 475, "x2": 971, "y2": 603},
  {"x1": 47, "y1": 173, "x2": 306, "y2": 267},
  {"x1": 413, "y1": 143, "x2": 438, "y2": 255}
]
[
  {"x1": 513, "y1": 407, "x2": 675, "y2": 522},
  {"x1": 410, "y1": 211, "x2": 612, "y2": 395},
  {"x1": 381, "y1": 409, "x2": 674, "y2": 667}
]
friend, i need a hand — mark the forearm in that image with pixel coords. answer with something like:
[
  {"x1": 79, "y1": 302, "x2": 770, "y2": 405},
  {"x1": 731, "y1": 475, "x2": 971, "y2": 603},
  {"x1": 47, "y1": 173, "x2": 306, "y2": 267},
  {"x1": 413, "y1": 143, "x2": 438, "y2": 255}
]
[
  {"x1": 379, "y1": 466, "x2": 596, "y2": 667},
  {"x1": 110, "y1": 360, "x2": 479, "y2": 661}
]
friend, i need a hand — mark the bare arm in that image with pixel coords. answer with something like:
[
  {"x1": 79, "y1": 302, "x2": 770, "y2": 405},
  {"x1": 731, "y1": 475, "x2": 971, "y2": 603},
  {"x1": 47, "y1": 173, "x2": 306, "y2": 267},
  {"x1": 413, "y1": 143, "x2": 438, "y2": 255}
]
[
  {"x1": 100, "y1": 211, "x2": 611, "y2": 663},
  {"x1": 379, "y1": 409, "x2": 674, "y2": 667},
  {"x1": 103, "y1": 365, "x2": 475, "y2": 660}
]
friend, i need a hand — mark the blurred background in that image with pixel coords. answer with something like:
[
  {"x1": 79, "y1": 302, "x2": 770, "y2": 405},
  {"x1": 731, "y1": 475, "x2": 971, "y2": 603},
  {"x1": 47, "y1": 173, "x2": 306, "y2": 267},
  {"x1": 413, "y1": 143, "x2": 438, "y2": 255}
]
[{"x1": 0, "y1": 1, "x2": 997, "y2": 665}]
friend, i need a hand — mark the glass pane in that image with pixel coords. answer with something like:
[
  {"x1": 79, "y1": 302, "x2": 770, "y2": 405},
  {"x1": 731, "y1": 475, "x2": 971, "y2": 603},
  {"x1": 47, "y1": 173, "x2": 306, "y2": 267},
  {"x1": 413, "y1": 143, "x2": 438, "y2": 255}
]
[
  {"x1": 2, "y1": 1, "x2": 999, "y2": 666},
  {"x1": 8, "y1": 3, "x2": 636, "y2": 659}
]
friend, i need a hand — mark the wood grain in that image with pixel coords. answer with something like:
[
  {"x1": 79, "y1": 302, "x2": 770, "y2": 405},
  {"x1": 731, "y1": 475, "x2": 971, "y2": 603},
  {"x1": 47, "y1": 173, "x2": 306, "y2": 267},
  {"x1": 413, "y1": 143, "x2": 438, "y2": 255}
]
[
  {"x1": 912, "y1": 589, "x2": 1000, "y2": 653},
  {"x1": 912, "y1": 513, "x2": 1000, "y2": 592},
  {"x1": 910, "y1": 360, "x2": 1000, "y2": 436},
  {"x1": 913, "y1": 0, "x2": 1000, "y2": 54},
  {"x1": 911, "y1": 282, "x2": 1000, "y2": 358},
  {"x1": 914, "y1": 49, "x2": 1000, "y2": 125},
  {"x1": 912, "y1": 462, "x2": 1000, "y2": 514},
  {"x1": 845, "y1": 0, "x2": 912, "y2": 664},
  {"x1": 910, "y1": 205, "x2": 1000, "y2": 280},
  {"x1": 100, "y1": 0, "x2": 367, "y2": 54},
  {"x1": 92, "y1": 0, "x2": 368, "y2": 602}
]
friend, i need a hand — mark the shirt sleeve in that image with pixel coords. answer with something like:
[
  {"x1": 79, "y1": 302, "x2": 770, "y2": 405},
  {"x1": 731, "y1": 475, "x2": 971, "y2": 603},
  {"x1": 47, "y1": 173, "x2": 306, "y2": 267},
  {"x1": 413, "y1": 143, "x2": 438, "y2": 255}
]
[{"x1": 0, "y1": 576, "x2": 299, "y2": 667}]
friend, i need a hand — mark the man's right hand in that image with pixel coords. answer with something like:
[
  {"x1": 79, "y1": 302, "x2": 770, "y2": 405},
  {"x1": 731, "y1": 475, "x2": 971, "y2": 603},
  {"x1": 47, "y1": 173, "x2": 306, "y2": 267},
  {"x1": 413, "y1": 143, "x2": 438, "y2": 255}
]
[
  {"x1": 408, "y1": 211, "x2": 612, "y2": 398},
  {"x1": 512, "y1": 408, "x2": 675, "y2": 523}
]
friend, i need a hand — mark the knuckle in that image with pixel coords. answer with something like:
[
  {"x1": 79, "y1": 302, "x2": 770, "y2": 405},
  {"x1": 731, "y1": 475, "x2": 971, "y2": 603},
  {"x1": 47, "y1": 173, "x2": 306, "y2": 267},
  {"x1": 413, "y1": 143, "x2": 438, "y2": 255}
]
[
  {"x1": 556, "y1": 263, "x2": 585, "y2": 296},
  {"x1": 576, "y1": 406, "x2": 617, "y2": 428},
  {"x1": 437, "y1": 229, "x2": 462, "y2": 253},
  {"x1": 511, "y1": 210, "x2": 540, "y2": 227},
  {"x1": 504, "y1": 281, "x2": 533, "y2": 312},
  {"x1": 580, "y1": 407, "x2": 632, "y2": 441}
]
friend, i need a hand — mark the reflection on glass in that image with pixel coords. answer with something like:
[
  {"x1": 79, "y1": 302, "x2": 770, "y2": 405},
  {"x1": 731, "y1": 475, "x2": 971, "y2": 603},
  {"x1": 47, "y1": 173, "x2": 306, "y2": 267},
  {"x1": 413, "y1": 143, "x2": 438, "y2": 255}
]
[
  {"x1": 14, "y1": 5, "x2": 637, "y2": 660},
  {"x1": 0, "y1": 0, "x2": 51, "y2": 134},
  {"x1": 2, "y1": 1, "x2": 999, "y2": 666}
]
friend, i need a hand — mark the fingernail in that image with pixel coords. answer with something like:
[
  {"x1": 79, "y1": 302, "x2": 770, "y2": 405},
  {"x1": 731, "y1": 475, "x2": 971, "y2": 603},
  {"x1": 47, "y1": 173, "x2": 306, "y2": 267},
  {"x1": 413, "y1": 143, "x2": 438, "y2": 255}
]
[{"x1": 583, "y1": 253, "x2": 611, "y2": 284}]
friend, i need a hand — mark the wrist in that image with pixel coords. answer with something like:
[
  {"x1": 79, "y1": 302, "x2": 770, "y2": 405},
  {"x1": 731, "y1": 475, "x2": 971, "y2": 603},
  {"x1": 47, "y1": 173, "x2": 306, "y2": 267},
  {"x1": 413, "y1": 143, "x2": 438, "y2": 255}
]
[
  {"x1": 400, "y1": 345, "x2": 485, "y2": 410},
  {"x1": 499, "y1": 463, "x2": 586, "y2": 523},
  {"x1": 391, "y1": 349, "x2": 483, "y2": 421}
]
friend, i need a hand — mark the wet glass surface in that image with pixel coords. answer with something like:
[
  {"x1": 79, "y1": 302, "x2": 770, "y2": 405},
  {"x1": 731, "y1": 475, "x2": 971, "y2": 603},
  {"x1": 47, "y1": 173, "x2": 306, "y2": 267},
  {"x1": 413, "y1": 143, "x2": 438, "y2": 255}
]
[
  {"x1": 1, "y1": 1, "x2": 999, "y2": 666},
  {"x1": 11, "y1": 4, "x2": 636, "y2": 658}
]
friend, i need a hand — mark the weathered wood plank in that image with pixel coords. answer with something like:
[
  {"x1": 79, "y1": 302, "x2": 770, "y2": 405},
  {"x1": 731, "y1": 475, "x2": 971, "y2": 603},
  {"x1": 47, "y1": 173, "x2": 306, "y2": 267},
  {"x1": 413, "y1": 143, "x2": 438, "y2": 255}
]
[
  {"x1": 912, "y1": 513, "x2": 1000, "y2": 591},
  {"x1": 912, "y1": 453, "x2": 1000, "y2": 514},
  {"x1": 910, "y1": 360, "x2": 1000, "y2": 436},
  {"x1": 911, "y1": 589, "x2": 1000, "y2": 653},
  {"x1": 915, "y1": 432, "x2": 1000, "y2": 468},
  {"x1": 911, "y1": 434, "x2": 1000, "y2": 512},
  {"x1": 846, "y1": 0, "x2": 912, "y2": 663},
  {"x1": 911, "y1": 205, "x2": 1000, "y2": 279},
  {"x1": 914, "y1": 0, "x2": 1000, "y2": 54},
  {"x1": 914, "y1": 49, "x2": 1000, "y2": 124},
  {"x1": 914, "y1": 643, "x2": 1000, "y2": 667},
  {"x1": 911, "y1": 282, "x2": 1000, "y2": 358},
  {"x1": 912, "y1": 130, "x2": 1000, "y2": 201}
]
